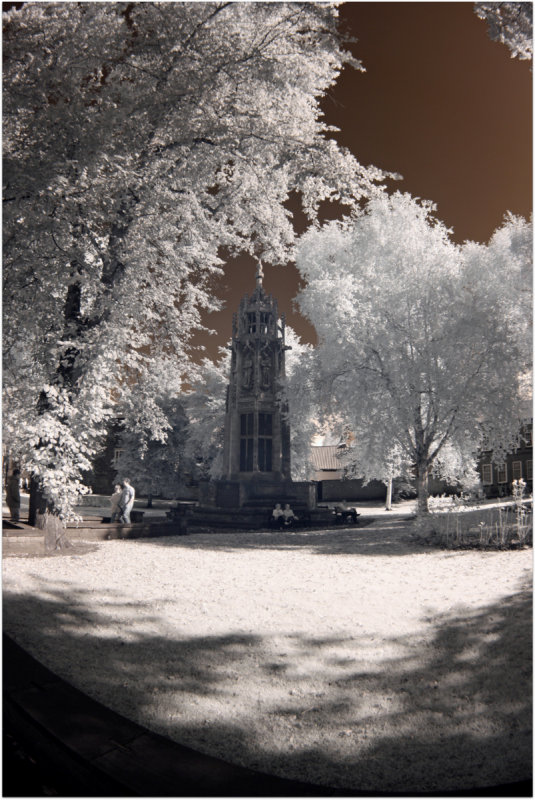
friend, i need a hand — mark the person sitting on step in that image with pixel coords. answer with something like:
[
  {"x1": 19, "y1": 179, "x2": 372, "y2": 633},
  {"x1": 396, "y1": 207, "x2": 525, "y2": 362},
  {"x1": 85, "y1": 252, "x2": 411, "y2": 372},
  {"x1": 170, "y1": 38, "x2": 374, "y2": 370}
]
[
  {"x1": 271, "y1": 503, "x2": 284, "y2": 529},
  {"x1": 334, "y1": 500, "x2": 359, "y2": 524},
  {"x1": 282, "y1": 503, "x2": 298, "y2": 528}
]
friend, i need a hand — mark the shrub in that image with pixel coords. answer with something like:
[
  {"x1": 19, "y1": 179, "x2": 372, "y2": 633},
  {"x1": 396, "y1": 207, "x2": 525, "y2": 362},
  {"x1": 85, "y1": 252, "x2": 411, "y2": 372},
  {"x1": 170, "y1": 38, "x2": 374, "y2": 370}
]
[{"x1": 414, "y1": 500, "x2": 533, "y2": 550}]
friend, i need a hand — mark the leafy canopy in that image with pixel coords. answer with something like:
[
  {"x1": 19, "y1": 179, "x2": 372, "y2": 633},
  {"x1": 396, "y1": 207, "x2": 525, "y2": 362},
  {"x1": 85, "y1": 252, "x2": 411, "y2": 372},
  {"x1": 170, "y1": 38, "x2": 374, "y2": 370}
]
[
  {"x1": 3, "y1": 2, "x2": 385, "y2": 515},
  {"x1": 296, "y1": 192, "x2": 532, "y2": 512}
]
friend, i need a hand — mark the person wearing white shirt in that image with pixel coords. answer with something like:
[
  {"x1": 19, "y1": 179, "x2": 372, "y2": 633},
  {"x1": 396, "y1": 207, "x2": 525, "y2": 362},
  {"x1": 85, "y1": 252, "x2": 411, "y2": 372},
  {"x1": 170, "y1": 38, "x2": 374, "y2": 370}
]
[
  {"x1": 271, "y1": 503, "x2": 284, "y2": 529},
  {"x1": 118, "y1": 479, "x2": 135, "y2": 523},
  {"x1": 282, "y1": 503, "x2": 298, "y2": 527},
  {"x1": 110, "y1": 484, "x2": 122, "y2": 522}
]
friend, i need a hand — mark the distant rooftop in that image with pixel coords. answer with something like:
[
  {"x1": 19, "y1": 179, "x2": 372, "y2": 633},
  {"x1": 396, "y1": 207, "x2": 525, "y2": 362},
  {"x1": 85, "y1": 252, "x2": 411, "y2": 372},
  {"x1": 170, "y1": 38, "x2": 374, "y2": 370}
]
[{"x1": 310, "y1": 445, "x2": 347, "y2": 471}]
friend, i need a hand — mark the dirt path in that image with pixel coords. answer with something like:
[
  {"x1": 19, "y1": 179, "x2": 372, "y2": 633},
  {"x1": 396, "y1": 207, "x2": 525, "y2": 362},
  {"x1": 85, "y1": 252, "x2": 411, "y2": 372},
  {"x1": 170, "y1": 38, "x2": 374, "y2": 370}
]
[{"x1": 2, "y1": 516, "x2": 532, "y2": 793}]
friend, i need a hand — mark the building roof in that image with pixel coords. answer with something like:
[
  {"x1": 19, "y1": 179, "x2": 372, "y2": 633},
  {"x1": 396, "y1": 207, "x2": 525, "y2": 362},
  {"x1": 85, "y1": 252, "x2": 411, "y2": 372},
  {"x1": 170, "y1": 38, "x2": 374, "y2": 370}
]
[{"x1": 310, "y1": 445, "x2": 347, "y2": 471}]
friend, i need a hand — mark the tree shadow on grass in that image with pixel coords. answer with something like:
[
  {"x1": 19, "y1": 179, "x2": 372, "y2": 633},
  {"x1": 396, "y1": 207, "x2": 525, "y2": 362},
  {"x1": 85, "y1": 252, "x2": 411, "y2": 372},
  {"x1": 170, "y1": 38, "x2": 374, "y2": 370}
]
[
  {"x1": 131, "y1": 517, "x2": 435, "y2": 557},
  {"x1": 3, "y1": 577, "x2": 531, "y2": 795}
]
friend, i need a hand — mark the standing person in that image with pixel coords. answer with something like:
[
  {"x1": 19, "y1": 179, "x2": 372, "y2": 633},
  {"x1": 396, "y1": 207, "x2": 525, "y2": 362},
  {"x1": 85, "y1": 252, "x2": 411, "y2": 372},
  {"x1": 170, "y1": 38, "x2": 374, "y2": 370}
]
[
  {"x1": 118, "y1": 478, "x2": 135, "y2": 523},
  {"x1": 6, "y1": 469, "x2": 21, "y2": 522},
  {"x1": 110, "y1": 484, "x2": 122, "y2": 522}
]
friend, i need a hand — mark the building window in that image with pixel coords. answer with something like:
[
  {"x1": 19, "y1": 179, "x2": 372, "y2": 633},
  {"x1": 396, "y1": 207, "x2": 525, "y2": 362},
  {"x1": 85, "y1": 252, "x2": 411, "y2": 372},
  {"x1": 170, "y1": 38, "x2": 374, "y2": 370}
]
[
  {"x1": 481, "y1": 463, "x2": 492, "y2": 485},
  {"x1": 247, "y1": 313, "x2": 256, "y2": 334},
  {"x1": 113, "y1": 448, "x2": 124, "y2": 465},
  {"x1": 258, "y1": 413, "x2": 273, "y2": 471},
  {"x1": 496, "y1": 464, "x2": 507, "y2": 484},
  {"x1": 527, "y1": 461, "x2": 533, "y2": 481},
  {"x1": 240, "y1": 413, "x2": 254, "y2": 471},
  {"x1": 512, "y1": 461, "x2": 522, "y2": 481},
  {"x1": 523, "y1": 427, "x2": 532, "y2": 447}
]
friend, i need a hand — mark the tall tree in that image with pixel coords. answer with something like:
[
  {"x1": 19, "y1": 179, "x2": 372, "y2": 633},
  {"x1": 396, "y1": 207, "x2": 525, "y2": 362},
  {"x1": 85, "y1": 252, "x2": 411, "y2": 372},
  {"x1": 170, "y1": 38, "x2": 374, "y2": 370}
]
[
  {"x1": 3, "y1": 2, "x2": 386, "y2": 517},
  {"x1": 296, "y1": 192, "x2": 531, "y2": 514}
]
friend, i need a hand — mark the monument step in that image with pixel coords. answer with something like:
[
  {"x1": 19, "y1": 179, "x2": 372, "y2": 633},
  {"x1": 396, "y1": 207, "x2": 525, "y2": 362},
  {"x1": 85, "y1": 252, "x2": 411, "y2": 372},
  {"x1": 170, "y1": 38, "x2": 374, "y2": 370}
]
[{"x1": 188, "y1": 505, "x2": 335, "y2": 530}]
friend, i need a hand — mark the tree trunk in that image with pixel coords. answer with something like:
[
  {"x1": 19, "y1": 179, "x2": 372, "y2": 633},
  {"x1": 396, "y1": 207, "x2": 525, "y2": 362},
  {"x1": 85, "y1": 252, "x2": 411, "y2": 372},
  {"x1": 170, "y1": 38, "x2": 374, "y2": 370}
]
[
  {"x1": 385, "y1": 477, "x2": 393, "y2": 511},
  {"x1": 28, "y1": 475, "x2": 48, "y2": 526},
  {"x1": 416, "y1": 462, "x2": 430, "y2": 515}
]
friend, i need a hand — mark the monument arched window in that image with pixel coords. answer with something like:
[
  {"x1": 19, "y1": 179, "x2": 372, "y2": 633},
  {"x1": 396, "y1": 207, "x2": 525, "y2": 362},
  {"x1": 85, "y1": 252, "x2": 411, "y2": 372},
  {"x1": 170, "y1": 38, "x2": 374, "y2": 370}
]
[
  {"x1": 247, "y1": 313, "x2": 256, "y2": 334},
  {"x1": 258, "y1": 413, "x2": 273, "y2": 472},
  {"x1": 240, "y1": 412, "x2": 254, "y2": 471},
  {"x1": 259, "y1": 312, "x2": 270, "y2": 335}
]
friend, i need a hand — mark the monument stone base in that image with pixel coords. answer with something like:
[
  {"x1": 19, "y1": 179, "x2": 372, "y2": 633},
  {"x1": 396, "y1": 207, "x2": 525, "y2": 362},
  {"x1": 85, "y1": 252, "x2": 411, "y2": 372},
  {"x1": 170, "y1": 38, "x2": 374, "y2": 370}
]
[{"x1": 190, "y1": 478, "x2": 332, "y2": 529}]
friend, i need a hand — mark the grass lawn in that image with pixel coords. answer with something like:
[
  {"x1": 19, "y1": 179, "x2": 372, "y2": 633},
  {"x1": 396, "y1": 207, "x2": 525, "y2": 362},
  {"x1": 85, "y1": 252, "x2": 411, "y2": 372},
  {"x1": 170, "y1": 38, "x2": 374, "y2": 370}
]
[{"x1": 2, "y1": 513, "x2": 532, "y2": 793}]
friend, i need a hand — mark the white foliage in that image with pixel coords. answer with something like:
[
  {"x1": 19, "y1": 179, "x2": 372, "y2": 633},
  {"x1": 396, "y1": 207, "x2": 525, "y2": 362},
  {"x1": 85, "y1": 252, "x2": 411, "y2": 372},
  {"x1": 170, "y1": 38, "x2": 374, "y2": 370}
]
[
  {"x1": 284, "y1": 326, "x2": 320, "y2": 480},
  {"x1": 183, "y1": 348, "x2": 230, "y2": 480},
  {"x1": 112, "y1": 358, "x2": 191, "y2": 497},
  {"x1": 296, "y1": 192, "x2": 531, "y2": 512},
  {"x1": 475, "y1": 2, "x2": 533, "y2": 60},
  {"x1": 462, "y1": 213, "x2": 533, "y2": 373}
]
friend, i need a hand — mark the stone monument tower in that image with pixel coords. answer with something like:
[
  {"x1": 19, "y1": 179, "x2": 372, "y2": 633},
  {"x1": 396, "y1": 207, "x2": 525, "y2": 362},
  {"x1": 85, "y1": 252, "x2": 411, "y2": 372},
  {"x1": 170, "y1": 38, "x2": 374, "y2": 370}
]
[
  {"x1": 221, "y1": 262, "x2": 291, "y2": 482},
  {"x1": 193, "y1": 263, "x2": 329, "y2": 528}
]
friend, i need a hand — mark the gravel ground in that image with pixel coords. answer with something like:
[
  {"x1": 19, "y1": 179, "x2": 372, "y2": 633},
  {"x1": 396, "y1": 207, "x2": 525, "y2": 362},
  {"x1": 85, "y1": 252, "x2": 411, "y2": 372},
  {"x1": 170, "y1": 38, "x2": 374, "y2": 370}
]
[{"x1": 2, "y1": 514, "x2": 532, "y2": 794}]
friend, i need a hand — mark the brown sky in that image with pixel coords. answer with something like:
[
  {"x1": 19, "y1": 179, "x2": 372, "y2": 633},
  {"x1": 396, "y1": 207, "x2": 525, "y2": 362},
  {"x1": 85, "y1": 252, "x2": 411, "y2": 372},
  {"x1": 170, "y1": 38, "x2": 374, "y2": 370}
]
[{"x1": 193, "y1": 1, "x2": 532, "y2": 361}]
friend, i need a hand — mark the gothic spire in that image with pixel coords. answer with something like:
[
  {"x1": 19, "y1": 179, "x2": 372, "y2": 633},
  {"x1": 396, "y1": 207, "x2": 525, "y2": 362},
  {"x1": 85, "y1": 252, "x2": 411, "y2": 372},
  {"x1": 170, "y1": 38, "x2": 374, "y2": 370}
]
[{"x1": 255, "y1": 260, "x2": 264, "y2": 290}]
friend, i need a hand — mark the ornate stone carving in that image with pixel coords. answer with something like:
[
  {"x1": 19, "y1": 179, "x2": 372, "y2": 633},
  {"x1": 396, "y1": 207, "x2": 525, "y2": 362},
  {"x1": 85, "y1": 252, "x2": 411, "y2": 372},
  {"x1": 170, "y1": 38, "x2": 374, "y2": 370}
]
[
  {"x1": 260, "y1": 344, "x2": 272, "y2": 389},
  {"x1": 242, "y1": 356, "x2": 253, "y2": 390}
]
